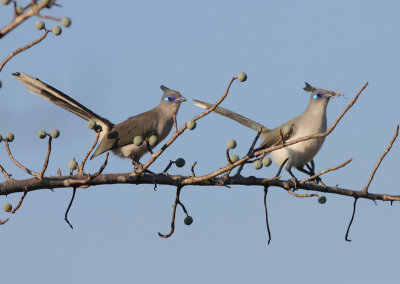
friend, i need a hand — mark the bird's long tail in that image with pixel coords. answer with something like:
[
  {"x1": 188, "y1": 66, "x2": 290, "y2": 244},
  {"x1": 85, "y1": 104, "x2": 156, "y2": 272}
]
[
  {"x1": 193, "y1": 99, "x2": 269, "y2": 132},
  {"x1": 12, "y1": 72, "x2": 113, "y2": 132}
]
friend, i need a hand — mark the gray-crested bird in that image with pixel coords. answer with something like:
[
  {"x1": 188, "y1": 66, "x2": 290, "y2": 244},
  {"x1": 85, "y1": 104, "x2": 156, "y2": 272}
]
[
  {"x1": 13, "y1": 72, "x2": 186, "y2": 165},
  {"x1": 194, "y1": 83, "x2": 341, "y2": 185}
]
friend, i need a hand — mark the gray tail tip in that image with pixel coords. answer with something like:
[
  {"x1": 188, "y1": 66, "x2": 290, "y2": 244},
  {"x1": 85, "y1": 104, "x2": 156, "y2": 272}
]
[{"x1": 12, "y1": 72, "x2": 20, "y2": 77}]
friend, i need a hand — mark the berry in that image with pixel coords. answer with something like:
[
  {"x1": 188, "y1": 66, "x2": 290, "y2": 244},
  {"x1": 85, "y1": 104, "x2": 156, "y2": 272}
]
[
  {"x1": 133, "y1": 136, "x2": 144, "y2": 146},
  {"x1": 87, "y1": 120, "x2": 97, "y2": 129},
  {"x1": 61, "y1": 17, "x2": 71, "y2": 27},
  {"x1": 318, "y1": 196, "x2": 327, "y2": 204},
  {"x1": 175, "y1": 158, "x2": 185, "y2": 168},
  {"x1": 35, "y1": 21, "x2": 45, "y2": 30},
  {"x1": 1, "y1": 0, "x2": 11, "y2": 5},
  {"x1": 94, "y1": 124, "x2": 103, "y2": 132},
  {"x1": 226, "y1": 139, "x2": 237, "y2": 149},
  {"x1": 187, "y1": 120, "x2": 196, "y2": 130},
  {"x1": 262, "y1": 157, "x2": 272, "y2": 167},
  {"x1": 50, "y1": 129, "x2": 60, "y2": 138},
  {"x1": 3, "y1": 203, "x2": 12, "y2": 212},
  {"x1": 237, "y1": 72, "x2": 247, "y2": 82},
  {"x1": 253, "y1": 160, "x2": 262, "y2": 170},
  {"x1": 15, "y1": 5, "x2": 23, "y2": 14},
  {"x1": 184, "y1": 215, "x2": 193, "y2": 225},
  {"x1": 52, "y1": 26, "x2": 62, "y2": 36},
  {"x1": 230, "y1": 154, "x2": 239, "y2": 163},
  {"x1": 148, "y1": 135, "x2": 157, "y2": 146},
  {"x1": 38, "y1": 130, "x2": 47, "y2": 139},
  {"x1": 68, "y1": 160, "x2": 77, "y2": 170},
  {"x1": 6, "y1": 133, "x2": 14, "y2": 142}
]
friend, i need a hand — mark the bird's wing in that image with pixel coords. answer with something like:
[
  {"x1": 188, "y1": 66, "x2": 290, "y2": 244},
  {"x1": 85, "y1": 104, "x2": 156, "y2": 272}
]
[
  {"x1": 258, "y1": 119, "x2": 297, "y2": 149},
  {"x1": 12, "y1": 72, "x2": 114, "y2": 132},
  {"x1": 90, "y1": 108, "x2": 162, "y2": 159},
  {"x1": 193, "y1": 99, "x2": 269, "y2": 132}
]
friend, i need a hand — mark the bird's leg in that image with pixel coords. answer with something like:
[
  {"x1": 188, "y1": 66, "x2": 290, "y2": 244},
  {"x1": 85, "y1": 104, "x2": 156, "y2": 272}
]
[
  {"x1": 275, "y1": 157, "x2": 289, "y2": 177},
  {"x1": 286, "y1": 168, "x2": 299, "y2": 190},
  {"x1": 297, "y1": 160, "x2": 324, "y2": 185}
]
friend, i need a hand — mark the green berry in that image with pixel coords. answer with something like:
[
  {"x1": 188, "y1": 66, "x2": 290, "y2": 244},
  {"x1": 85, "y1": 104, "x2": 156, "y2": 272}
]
[
  {"x1": 237, "y1": 72, "x2": 247, "y2": 82},
  {"x1": 226, "y1": 139, "x2": 237, "y2": 149},
  {"x1": 87, "y1": 120, "x2": 97, "y2": 129},
  {"x1": 262, "y1": 157, "x2": 272, "y2": 167},
  {"x1": 68, "y1": 160, "x2": 77, "y2": 170},
  {"x1": 6, "y1": 133, "x2": 14, "y2": 142},
  {"x1": 50, "y1": 129, "x2": 60, "y2": 138},
  {"x1": 35, "y1": 21, "x2": 45, "y2": 30},
  {"x1": 133, "y1": 136, "x2": 144, "y2": 146},
  {"x1": 3, "y1": 203, "x2": 12, "y2": 212},
  {"x1": 52, "y1": 26, "x2": 62, "y2": 36},
  {"x1": 318, "y1": 195, "x2": 327, "y2": 204},
  {"x1": 38, "y1": 130, "x2": 47, "y2": 139},
  {"x1": 187, "y1": 120, "x2": 196, "y2": 130},
  {"x1": 15, "y1": 5, "x2": 23, "y2": 14},
  {"x1": 148, "y1": 135, "x2": 157, "y2": 146},
  {"x1": 230, "y1": 154, "x2": 239, "y2": 163},
  {"x1": 61, "y1": 17, "x2": 71, "y2": 27},
  {"x1": 1, "y1": 0, "x2": 11, "y2": 5},
  {"x1": 253, "y1": 160, "x2": 262, "y2": 170},
  {"x1": 184, "y1": 215, "x2": 193, "y2": 225},
  {"x1": 175, "y1": 158, "x2": 185, "y2": 168}
]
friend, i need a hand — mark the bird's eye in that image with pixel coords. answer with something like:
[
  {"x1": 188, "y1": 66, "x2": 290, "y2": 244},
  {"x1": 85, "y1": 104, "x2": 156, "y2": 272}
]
[
  {"x1": 312, "y1": 92, "x2": 324, "y2": 100},
  {"x1": 164, "y1": 95, "x2": 176, "y2": 102}
]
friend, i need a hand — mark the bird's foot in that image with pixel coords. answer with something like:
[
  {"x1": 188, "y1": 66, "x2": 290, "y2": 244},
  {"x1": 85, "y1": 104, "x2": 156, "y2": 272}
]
[{"x1": 291, "y1": 177, "x2": 299, "y2": 191}]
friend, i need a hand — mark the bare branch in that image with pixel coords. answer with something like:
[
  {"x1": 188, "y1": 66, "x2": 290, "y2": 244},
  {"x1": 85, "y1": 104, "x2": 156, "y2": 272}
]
[
  {"x1": 80, "y1": 130, "x2": 101, "y2": 174},
  {"x1": 345, "y1": 198, "x2": 358, "y2": 242},
  {"x1": 39, "y1": 136, "x2": 52, "y2": 179},
  {"x1": 11, "y1": 190, "x2": 27, "y2": 214},
  {"x1": 158, "y1": 186, "x2": 183, "y2": 239},
  {"x1": 0, "y1": 29, "x2": 51, "y2": 71},
  {"x1": 263, "y1": 186, "x2": 272, "y2": 244},
  {"x1": 300, "y1": 158, "x2": 353, "y2": 184},
  {"x1": 5, "y1": 139, "x2": 40, "y2": 178},
  {"x1": 363, "y1": 125, "x2": 399, "y2": 193}
]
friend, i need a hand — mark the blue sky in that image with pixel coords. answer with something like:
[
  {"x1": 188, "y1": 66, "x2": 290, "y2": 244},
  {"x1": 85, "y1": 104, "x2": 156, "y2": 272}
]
[{"x1": 1, "y1": 1, "x2": 400, "y2": 283}]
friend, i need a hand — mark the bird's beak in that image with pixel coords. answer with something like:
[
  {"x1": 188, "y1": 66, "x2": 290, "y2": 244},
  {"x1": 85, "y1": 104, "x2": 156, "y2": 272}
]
[{"x1": 179, "y1": 96, "x2": 187, "y2": 102}]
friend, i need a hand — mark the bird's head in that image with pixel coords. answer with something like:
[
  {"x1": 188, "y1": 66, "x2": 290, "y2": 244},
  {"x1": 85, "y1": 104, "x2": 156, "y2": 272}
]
[
  {"x1": 158, "y1": 85, "x2": 187, "y2": 114},
  {"x1": 303, "y1": 82, "x2": 342, "y2": 108}
]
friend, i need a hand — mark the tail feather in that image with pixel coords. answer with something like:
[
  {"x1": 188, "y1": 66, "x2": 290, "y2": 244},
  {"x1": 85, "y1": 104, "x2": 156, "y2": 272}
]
[
  {"x1": 194, "y1": 99, "x2": 268, "y2": 132},
  {"x1": 12, "y1": 72, "x2": 113, "y2": 132}
]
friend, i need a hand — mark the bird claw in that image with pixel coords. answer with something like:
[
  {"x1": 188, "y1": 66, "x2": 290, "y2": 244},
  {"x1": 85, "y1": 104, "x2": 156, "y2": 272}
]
[{"x1": 291, "y1": 177, "x2": 299, "y2": 191}]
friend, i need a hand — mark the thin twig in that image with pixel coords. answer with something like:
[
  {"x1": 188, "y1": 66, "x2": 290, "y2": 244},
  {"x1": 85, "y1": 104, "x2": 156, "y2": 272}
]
[
  {"x1": 0, "y1": 218, "x2": 9, "y2": 225},
  {"x1": 158, "y1": 186, "x2": 183, "y2": 239},
  {"x1": 363, "y1": 125, "x2": 399, "y2": 193},
  {"x1": 235, "y1": 127, "x2": 263, "y2": 176},
  {"x1": 0, "y1": 29, "x2": 51, "y2": 71},
  {"x1": 36, "y1": 14, "x2": 61, "y2": 21},
  {"x1": 264, "y1": 186, "x2": 272, "y2": 245},
  {"x1": 286, "y1": 191, "x2": 318, "y2": 198},
  {"x1": 173, "y1": 112, "x2": 178, "y2": 133},
  {"x1": 0, "y1": 1, "x2": 48, "y2": 39},
  {"x1": 345, "y1": 198, "x2": 358, "y2": 242},
  {"x1": 5, "y1": 139, "x2": 39, "y2": 177},
  {"x1": 39, "y1": 136, "x2": 52, "y2": 179},
  {"x1": 64, "y1": 187, "x2": 77, "y2": 230},
  {"x1": 80, "y1": 130, "x2": 101, "y2": 174},
  {"x1": 0, "y1": 164, "x2": 12, "y2": 180},
  {"x1": 191, "y1": 162, "x2": 197, "y2": 177},
  {"x1": 11, "y1": 190, "x2": 27, "y2": 213},
  {"x1": 88, "y1": 153, "x2": 109, "y2": 181},
  {"x1": 162, "y1": 161, "x2": 174, "y2": 174},
  {"x1": 300, "y1": 158, "x2": 353, "y2": 184}
]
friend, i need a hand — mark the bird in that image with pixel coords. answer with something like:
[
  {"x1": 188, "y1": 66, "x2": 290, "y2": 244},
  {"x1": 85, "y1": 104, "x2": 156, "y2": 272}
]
[
  {"x1": 12, "y1": 72, "x2": 186, "y2": 165},
  {"x1": 194, "y1": 83, "x2": 340, "y2": 185}
]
